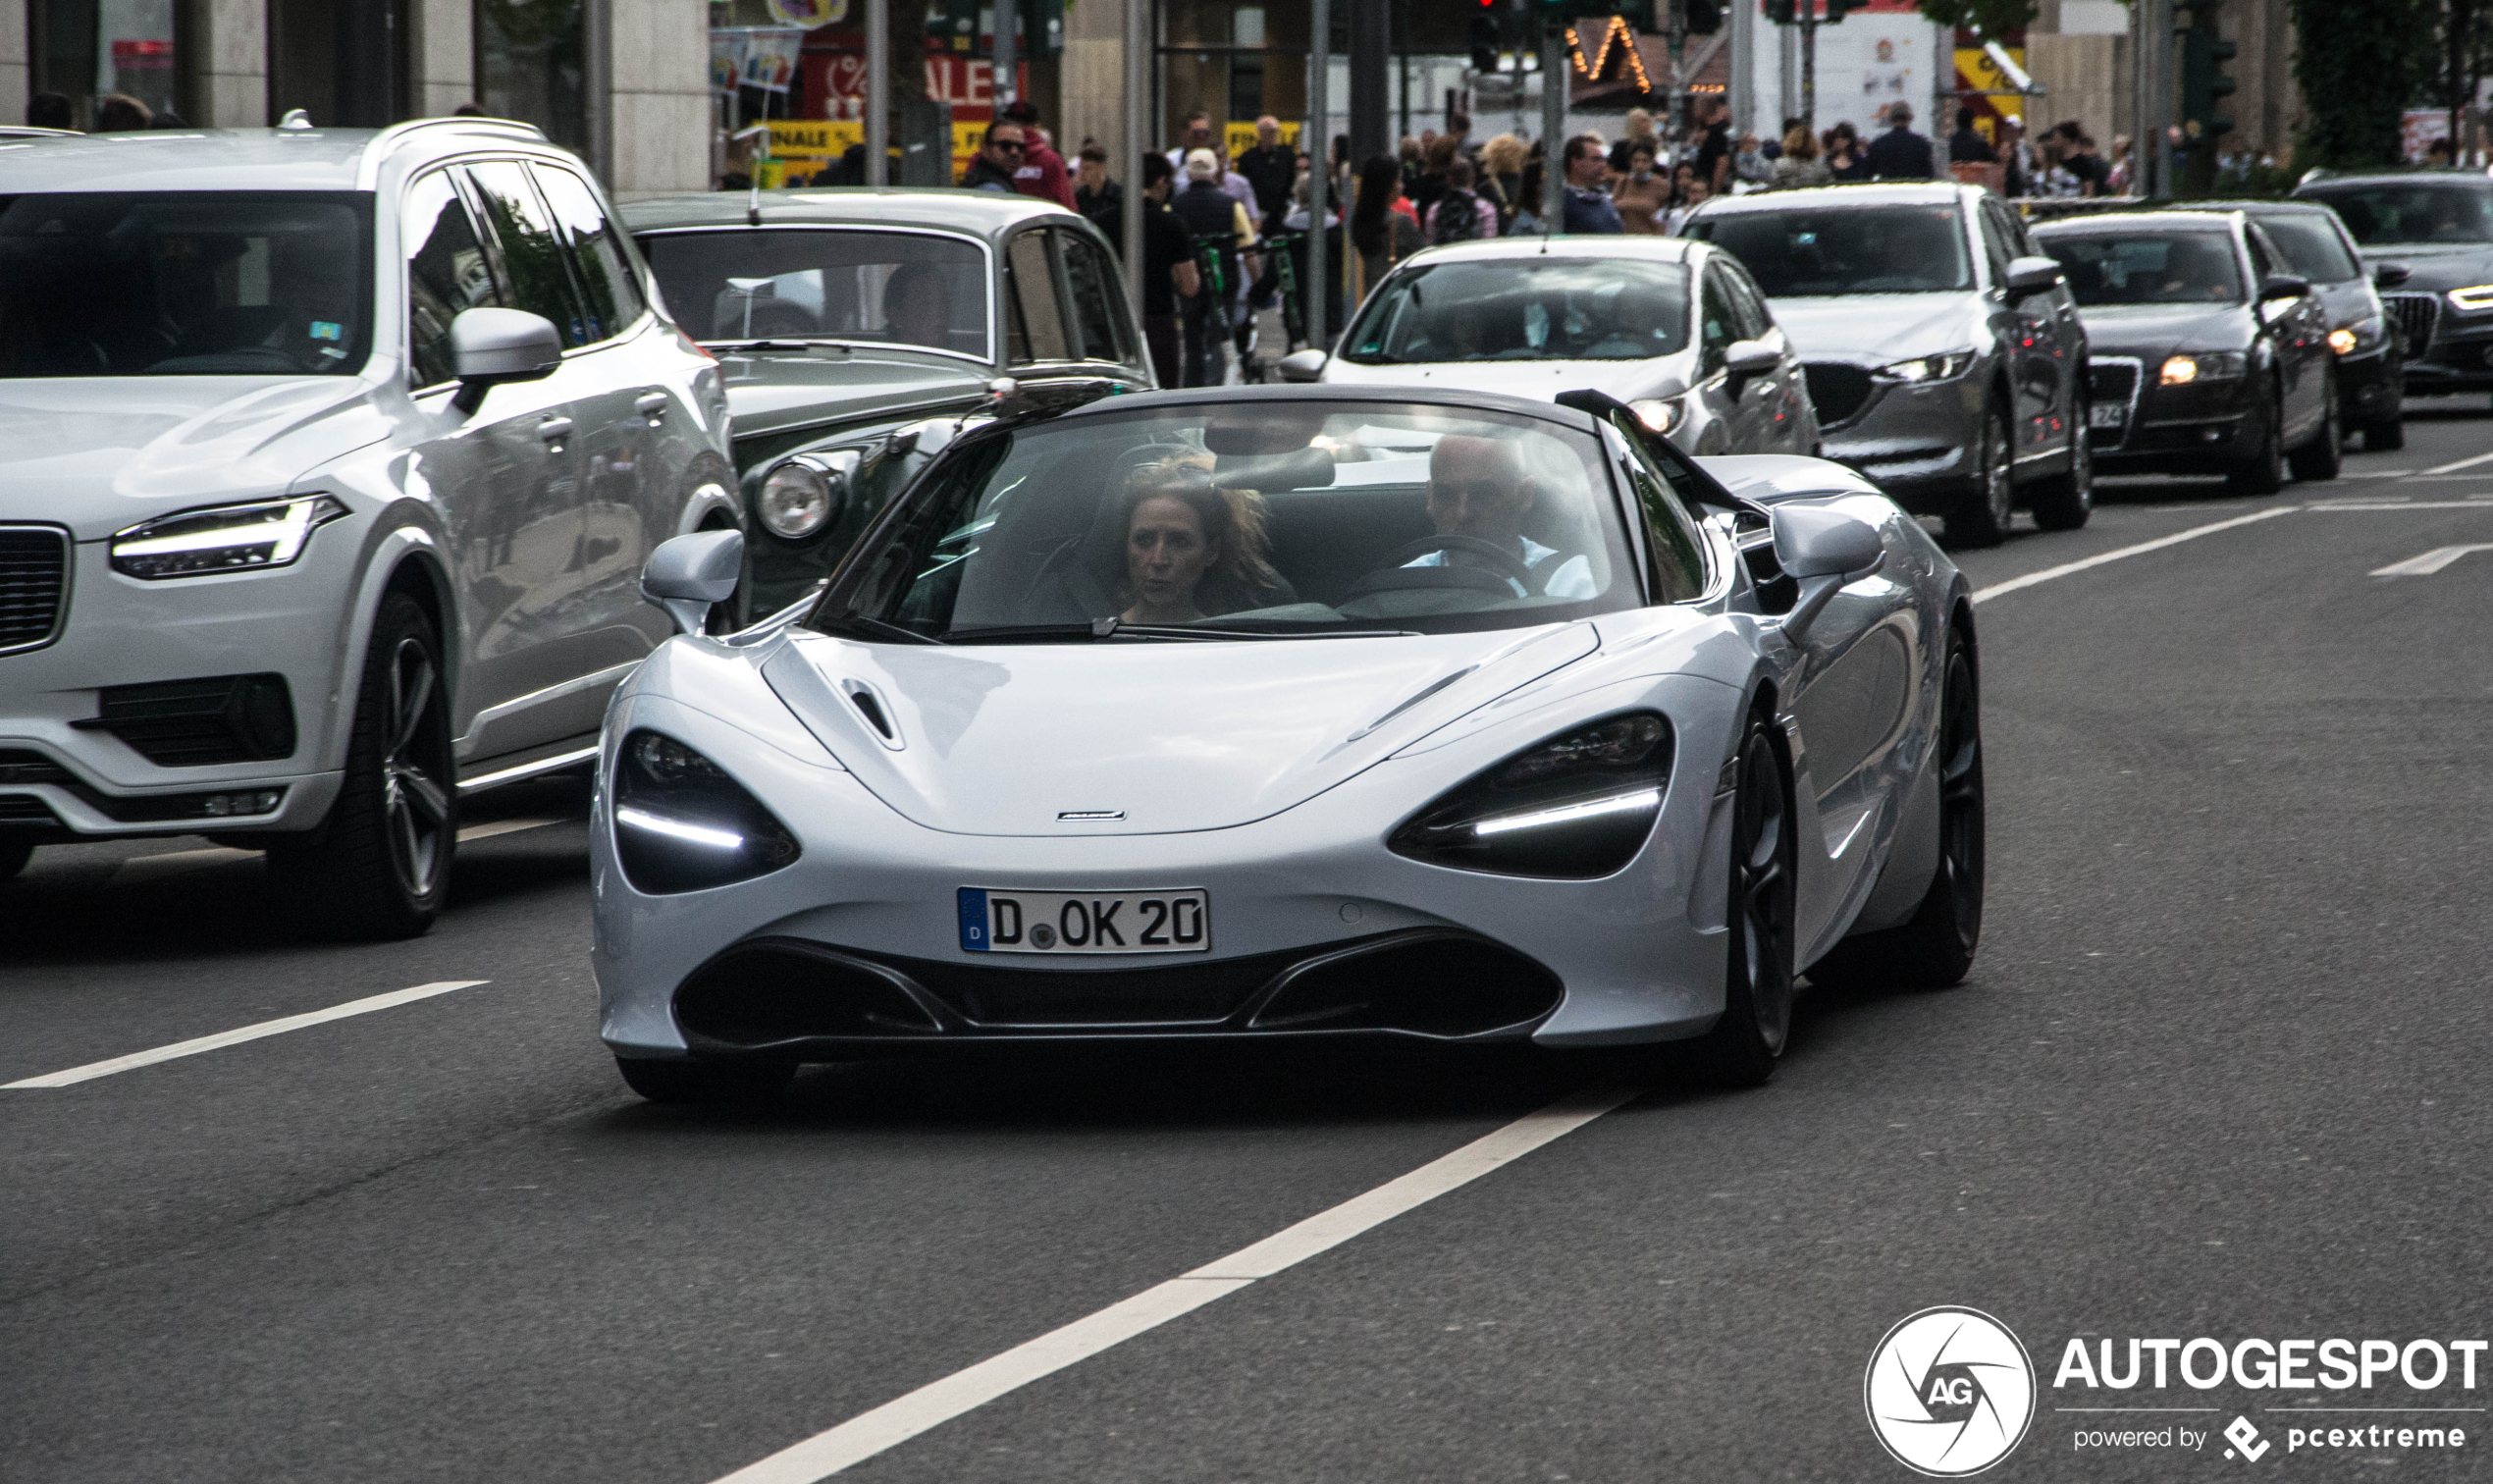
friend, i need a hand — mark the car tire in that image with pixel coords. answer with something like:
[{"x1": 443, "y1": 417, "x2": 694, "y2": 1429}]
[
  {"x1": 268, "y1": 591, "x2": 456, "y2": 940},
  {"x1": 2026, "y1": 398, "x2": 2095, "y2": 531},
  {"x1": 2226, "y1": 384, "x2": 2287, "y2": 495},
  {"x1": 2363, "y1": 416, "x2": 2406, "y2": 451},
  {"x1": 0, "y1": 836, "x2": 32, "y2": 882},
  {"x1": 1807, "y1": 627, "x2": 1985, "y2": 993},
  {"x1": 1689, "y1": 710, "x2": 1798, "y2": 1088},
  {"x1": 2286, "y1": 371, "x2": 2342, "y2": 482},
  {"x1": 616, "y1": 1056, "x2": 796, "y2": 1104},
  {"x1": 1944, "y1": 398, "x2": 2015, "y2": 549}
]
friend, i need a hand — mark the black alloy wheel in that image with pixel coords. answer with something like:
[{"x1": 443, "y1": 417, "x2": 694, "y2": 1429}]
[
  {"x1": 616, "y1": 1056, "x2": 797, "y2": 1104},
  {"x1": 1946, "y1": 399, "x2": 2015, "y2": 548},
  {"x1": 2026, "y1": 396, "x2": 2095, "y2": 531},
  {"x1": 2227, "y1": 382, "x2": 2287, "y2": 495},
  {"x1": 2286, "y1": 369, "x2": 2343, "y2": 482},
  {"x1": 1692, "y1": 713, "x2": 1798, "y2": 1086},
  {"x1": 1808, "y1": 626, "x2": 1985, "y2": 991},
  {"x1": 269, "y1": 591, "x2": 456, "y2": 940}
]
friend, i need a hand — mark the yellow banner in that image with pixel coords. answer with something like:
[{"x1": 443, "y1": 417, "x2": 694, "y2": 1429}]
[
  {"x1": 1224, "y1": 120, "x2": 1301, "y2": 160},
  {"x1": 1953, "y1": 47, "x2": 2027, "y2": 128},
  {"x1": 767, "y1": 119, "x2": 856, "y2": 159}
]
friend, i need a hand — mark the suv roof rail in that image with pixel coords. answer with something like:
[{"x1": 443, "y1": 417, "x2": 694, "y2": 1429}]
[{"x1": 356, "y1": 114, "x2": 552, "y2": 186}]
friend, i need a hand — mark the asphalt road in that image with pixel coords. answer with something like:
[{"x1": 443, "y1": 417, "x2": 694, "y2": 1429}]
[{"x1": 6, "y1": 403, "x2": 2491, "y2": 1482}]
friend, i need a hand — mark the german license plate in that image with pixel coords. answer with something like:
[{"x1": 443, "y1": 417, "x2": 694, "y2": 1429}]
[
  {"x1": 2089, "y1": 402, "x2": 2127, "y2": 428},
  {"x1": 957, "y1": 887, "x2": 1210, "y2": 955}
]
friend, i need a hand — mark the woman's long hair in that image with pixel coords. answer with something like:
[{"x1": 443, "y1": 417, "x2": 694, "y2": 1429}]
[
  {"x1": 1118, "y1": 464, "x2": 1283, "y2": 613},
  {"x1": 1350, "y1": 155, "x2": 1406, "y2": 258}
]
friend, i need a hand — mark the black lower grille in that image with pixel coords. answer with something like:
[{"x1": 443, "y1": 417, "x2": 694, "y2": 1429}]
[
  {"x1": 0, "y1": 750, "x2": 76, "y2": 786},
  {"x1": 74, "y1": 672, "x2": 296, "y2": 766},
  {"x1": 2385, "y1": 292, "x2": 2439, "y2": 355},
  {"x1": 1803, "y1": 362, "x2": 1875, "y2": 426},
  {"x1": 0, "y1": 526, "x2": 69, "y2": 655},
  {"x1": 0, "y1": 795, "x2": 61, "y2": 825},
  {"x1": 673, "y1": 930, "x2": 1565, "y2": 1051}
]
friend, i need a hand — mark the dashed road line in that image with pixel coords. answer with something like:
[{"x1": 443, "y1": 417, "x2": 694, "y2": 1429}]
[
  {"x1": 1970, "y1": 506, "x2": 2300, "y2": 605},
  {"x1": 2371, "y1": 544, "x2": 2493, "y2": 577},
  {"x1": 0, "y1": 980, "x2": 490, "y2": 1089},
  {"x1": 707, "y1": 1083, "x2": 1644, "y2": 1483},
  {"x1": 2418, "y1": 450, "x2": 2493, "y2": 475}
]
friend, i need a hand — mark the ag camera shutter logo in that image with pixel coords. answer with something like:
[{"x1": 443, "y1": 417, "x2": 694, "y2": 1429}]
[{"x1": 1865, "y1": 1306, "x2": 2038, "y2": 1475}]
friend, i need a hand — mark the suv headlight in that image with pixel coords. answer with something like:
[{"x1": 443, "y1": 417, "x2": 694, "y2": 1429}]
[
  {"x1": 110, "y1": 495, "x2": 346, "y2": 579},
  {"x1": 1627, "y1": 397, "x2": 1685, "y2": 436},
  {"x1": 1388, "y1": 713, "x2": 1673, "y2": 879},
  {"x1": 2446, "y1": 284, "x2": 2493, "y2": 311},
  {"x1": 1877, "y1": 350, "x2": 1976, "y2": 383},
  {"x1": 2159, "y1": 351, "x2": 2247, "y2": 386},
  {"x1": 612, "y1": 729, "x2": 801, "y2": 894}
]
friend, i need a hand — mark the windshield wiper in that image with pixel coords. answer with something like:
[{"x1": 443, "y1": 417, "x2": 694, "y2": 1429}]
[
  {"x1": 817, "y1": 612, "x2": 947, "y2": 646},
  {"x1": 943, "y1": 619, "x2": 1416, "y2": 644}
]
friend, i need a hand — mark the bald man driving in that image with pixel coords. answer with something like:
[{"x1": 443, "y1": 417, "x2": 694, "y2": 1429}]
[{"x1": 1406, "y1": 434, "x2": 1594, "y2": 599}]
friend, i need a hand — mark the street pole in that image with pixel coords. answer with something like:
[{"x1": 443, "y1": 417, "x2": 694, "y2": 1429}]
[
  {"x1": 1799, "y1": 0, "x2": 1817, "y2": 134},
  {"x1": 2148, "y1": 0, "x2": 2173, "y2": 197},
  {"x1": 1123, "y1": 0, "x2": 1146, "y2": 322},
  {"x1": 1731, "y1": 0, "x2": 1755, "y2": 141},
  {"x1": 1666, "y1": 0, "x2": 1685, "y2": 158},
  {"x1": 994, "y1": 0, "x2": 1018, "y2": 110},
  {"x1": 1540, "y1": 19, "x2": 1565, "y2": 231},
  {"x1": 866, "y1": 0, "x2": 890, "y2": 186},
  {"x1": 1307, "y1": 0, "x2": 1330, "y2": 348}
]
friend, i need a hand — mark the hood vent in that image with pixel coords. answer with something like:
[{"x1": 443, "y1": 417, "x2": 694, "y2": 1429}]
[{"x1": 840, "y1": 678, "x2": 903, "y2": 748}]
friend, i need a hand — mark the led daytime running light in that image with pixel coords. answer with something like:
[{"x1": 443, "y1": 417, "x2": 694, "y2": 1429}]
[
  {"x1": 616, "y1": 804, "x2": 744, "y2": 850},
  {"x1": 1471, "y1": 788, "x2": 1665, "y2": 837},
  {"x1": 111, "y1": 495, "x2": 346, "y2": 579}
]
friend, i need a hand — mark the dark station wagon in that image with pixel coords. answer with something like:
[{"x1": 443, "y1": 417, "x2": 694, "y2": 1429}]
[{"x1": 622, "y1": 189, "x2": 1155, "y2": 620}]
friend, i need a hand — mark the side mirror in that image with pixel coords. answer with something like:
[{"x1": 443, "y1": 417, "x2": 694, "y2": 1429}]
[
  {"x1": 2257, "y1": 272, "x2": 2312, "y2": 301},
  {"x1": 2003, "y1": 255, "x2": 2065, "y2": 297},
  {"x1": 1768, "y1": 506, "x2": 1884, "y2": 644},
  {"x1": 642, "y1": 528, "x2": 745, "y2": 635},
  {"x1": 1724, "y1": 339, "x2": 1780, "y2": 376},
  {"x1": 449, "y1": 307, "x2": 561, "y2": 413},
  {"x1": 2374, "y1": 262, "x2": 2413, "y2": 289},
  {"x1": 1277, "y1": 348, "x2": 1329, "y2": 383}
]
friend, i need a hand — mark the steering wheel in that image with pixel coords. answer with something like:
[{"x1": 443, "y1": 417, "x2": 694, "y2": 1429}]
[{"x1": 1346, "y1": 534, "x2": 1542, "y2": 601}]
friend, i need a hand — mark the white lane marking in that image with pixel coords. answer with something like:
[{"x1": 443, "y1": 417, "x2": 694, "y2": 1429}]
[
  {"x1": 0, "y1": 980, "x2": 490, "y2": 1089},
  {"x1": 2306, "y1": 500, "x2": 2493, "y2": 511},
  {"x1": 709, "y1": 1083, "x2": 1644, "y2": 1484},
  {"x1": 2336, "y1": 469, "x2": 2417, "y2": 479},
  {"x1": 2419, "y1": 450, "x2": 2493, "y2": 475},
  {"x1": 456, "y1": 816, "x2": 566, "y2": 843},
  {"x1": 1969, "y1": 506, "x2": 2299, "y2": 605},
  {"x1": 2371, "y1": 544, "x2": 2493, "y2": 577}
]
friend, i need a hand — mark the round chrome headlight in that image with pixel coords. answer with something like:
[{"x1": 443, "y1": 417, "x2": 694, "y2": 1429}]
[{"x1": 757, "y1": 462, "x2": 832, "y2": 540}]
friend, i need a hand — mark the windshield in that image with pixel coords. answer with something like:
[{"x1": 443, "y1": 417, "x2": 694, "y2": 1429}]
[
  {"x1": 1683, "y1": 204, "x2": 1971, "y2": 296},
  {"x1": 1340, "y1": 258, "x2": 1691, "y2": 364},
  {"x1": 2038, "y1": 231, "x2": 2244, "y2": 305},
  {"x1": 2249, "y1": 213, "x2": 2360, "y2": 282},
  {"x1": 0, "y1": 192, "x2": 370, "y2": 378},
  {"x1": 637, "y1": 227, "x2": 989, "y2": 357},
  {"x1": 2299, "y1": 184, "x2": 2493, "y2": 245},
  {"x1": 816, "y1": 401, "x2": 1640, "y2": 642}
]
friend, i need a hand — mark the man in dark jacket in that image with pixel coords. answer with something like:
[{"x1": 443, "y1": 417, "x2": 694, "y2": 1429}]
[
  {"x1": 1948, "y1": 105, "x2": 1996, "y2": 164},
  {"x1": 1234, "y1": 115, "x2": 1297, "y2": 232},
  {"x1": 959, "y1": 123, "x2": 1026, "y2": 193},
  {"x1": 1864, "y1": 103, "x2": 1937, "y2": 180},
  {"x1": 1559, "y1": 134, "x2": 1623, "y2": 235},
  {"x1": 1171, "y1": 149, "x2": 1248, "y2": 385}
]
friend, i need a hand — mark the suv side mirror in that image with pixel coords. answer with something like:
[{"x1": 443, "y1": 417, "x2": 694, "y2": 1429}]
[
  {"x1": 1769, "y1": 506, "x2": 1884, "y2": 643},
  {"x1": 2003, "y1": 255, "x2": 2064, "y2": 297},
  {"x1": 1277, "y1": 348, "x2": 1328, "y2": 383},
  {"x1": 1724, "y1": 339, "x2": 1780, "y2": 376},
  {"x1": 2374, "y1": 262, "x2": 2413, "y2": 289},
  {"x1": 642, "y1": 528, "x2": 745, "y2": 635},
  {"x1": 2257, "y1": 272, "x2": 2312, "y2": 301},
  {"x1": 449, "y1": 307, "x2": 561, "y2": 413}
]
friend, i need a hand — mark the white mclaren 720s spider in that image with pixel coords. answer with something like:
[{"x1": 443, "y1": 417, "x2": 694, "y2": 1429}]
[{"x1": 590, "y1": 384, "x2": 1983, "y2": 1100}]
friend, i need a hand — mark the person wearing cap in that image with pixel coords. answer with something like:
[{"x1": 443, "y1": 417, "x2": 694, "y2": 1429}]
[
  {"x1": 1171, "y1": 147, "x2": 1257, "y2": 385},
  {"x1": 999, "y1": 100, "x2": 1076, "y2": 207}
]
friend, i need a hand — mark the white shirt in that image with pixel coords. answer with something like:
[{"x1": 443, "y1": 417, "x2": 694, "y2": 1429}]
[{"x1": 1406, "y1": 536, "x2": 1596, "y2": 600}]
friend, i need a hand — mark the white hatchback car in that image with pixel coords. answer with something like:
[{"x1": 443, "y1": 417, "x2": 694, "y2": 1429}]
[{"x1": 1284, "y1": 236, "x2": 1821, "y2": 458}]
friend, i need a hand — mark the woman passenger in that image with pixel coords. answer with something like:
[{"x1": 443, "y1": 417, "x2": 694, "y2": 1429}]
[{"x1": 1117, "y1": 467, "x2": 1285, "y2": 623}]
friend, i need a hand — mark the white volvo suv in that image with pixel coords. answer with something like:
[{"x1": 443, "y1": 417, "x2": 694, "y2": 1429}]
[{"x1": 0, "y1": 118, "x2": 736, "y2": 935}]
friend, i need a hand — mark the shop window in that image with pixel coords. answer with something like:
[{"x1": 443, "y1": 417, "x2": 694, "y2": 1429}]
[
  {"x1": 30, "y1": 0, "x2": 178, "y2": 130},
  {"x1": 476, "y1": 0, "x2": 588, "y2": 153}
]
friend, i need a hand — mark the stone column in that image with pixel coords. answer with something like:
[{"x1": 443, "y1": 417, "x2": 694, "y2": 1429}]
[
  {"x1": 0, "y1": 0, "x2": 27, "y2": 129},
  {"x1": 1059, "y1": 0, "x2": 1126, "y2": 171},
  {"x1": 606, "y1": 0, "x2": 712, "y2": 195},
  {"x1": 409, "y1": 0, "x2": 475, "y2": 116},
  {"x1": 194, "y1": 0, "x2": 268, "y2": 127}
]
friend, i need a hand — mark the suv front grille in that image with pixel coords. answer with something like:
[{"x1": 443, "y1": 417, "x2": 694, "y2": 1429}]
[
  {"x1": 0, "y1": 749, "x2": 76, "y2": 786},
  {"x1": 0, "y1": 526, "x2": 70, "y2": 656},
  {"x1": 2384, "y1": 292, "x2": 2439, "y2": 355},
  {"x1": 73, "y1": 673, "x2": 297, "y2": 767},
  {"x1": 1803, "y1": 362, "x2": 1876, "y2": 426}
]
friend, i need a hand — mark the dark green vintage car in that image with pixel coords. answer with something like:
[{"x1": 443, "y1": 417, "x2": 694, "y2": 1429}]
[{"x1": 622, "y1": 189, "x2": 1155, "y2": 619}]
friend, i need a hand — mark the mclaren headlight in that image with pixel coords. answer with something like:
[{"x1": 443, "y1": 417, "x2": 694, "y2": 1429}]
[
  {"x1": 1627, "y1": 397, "x2": 1686, "y2": 436},
  {"x1": 1877, "y1": 350, "x2": 1976, "y2": 383},
  {"x1": 110, "y1": 495, "x2": 346, "y2": 579},
  {"x1": 1388, "y1": 713, "x2": 1673, "y2": 880},
  {"x1": 612, "y1": 729, "x2": 800, "y2": 894}
]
